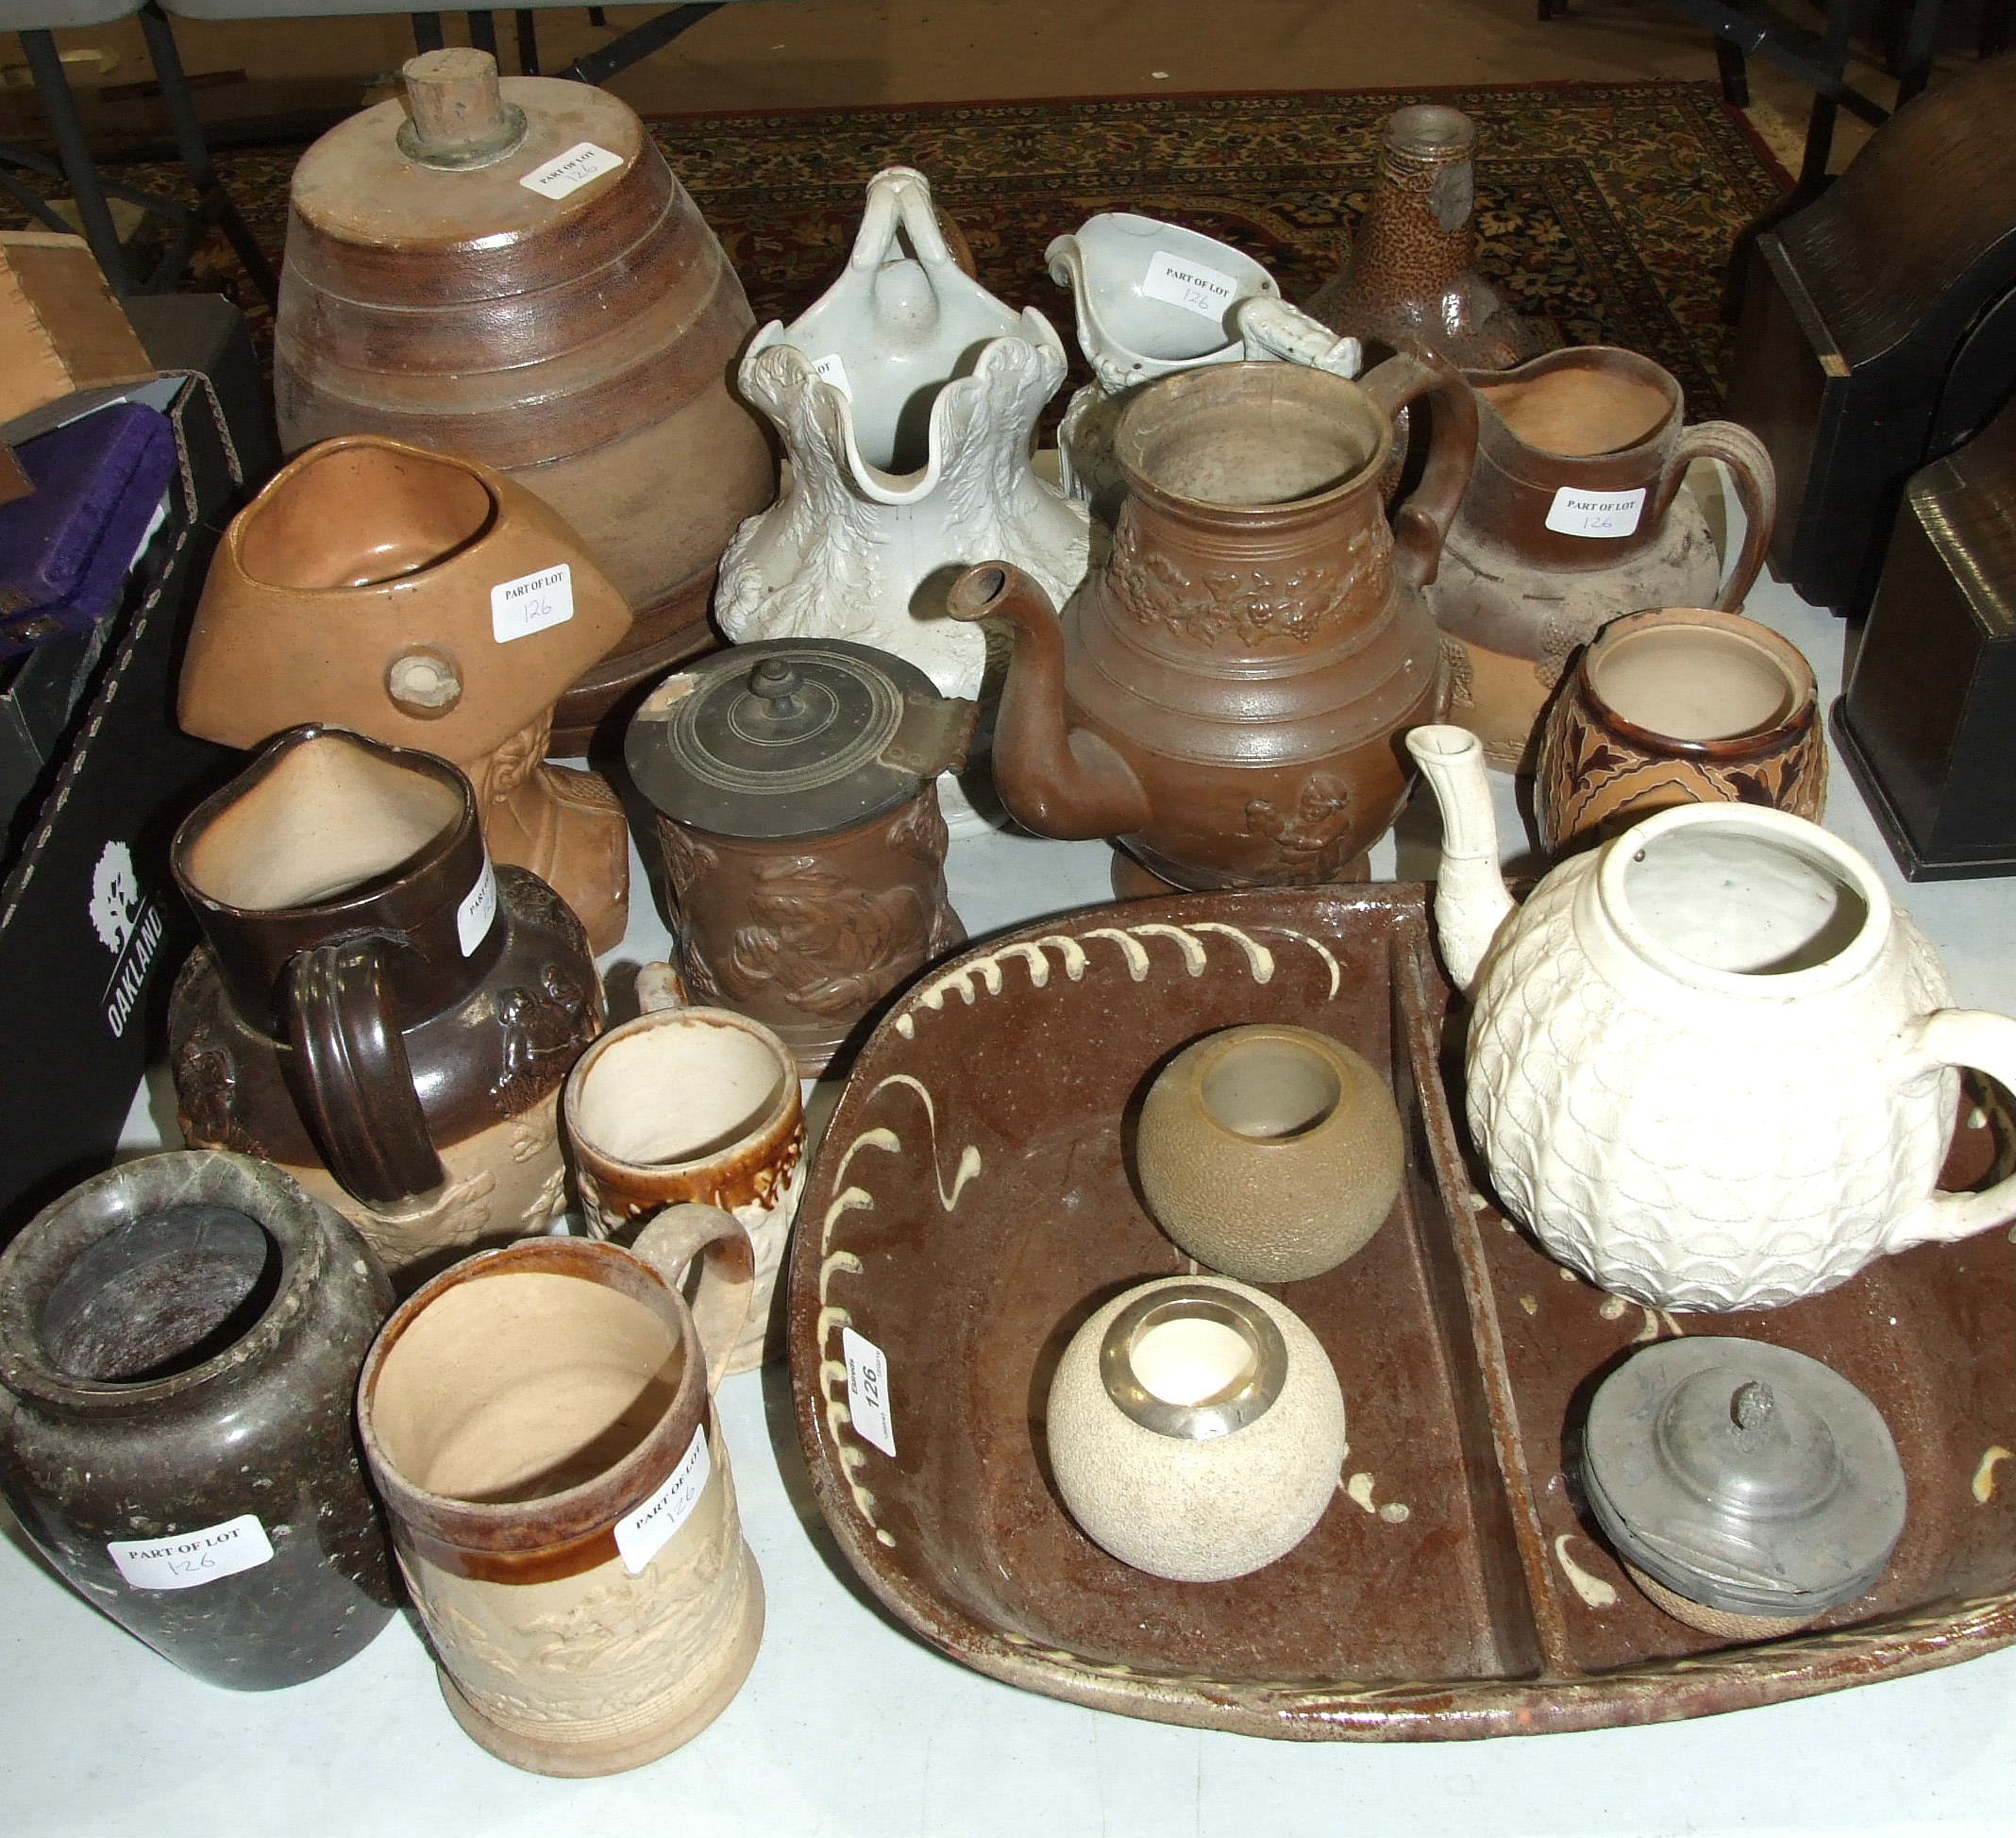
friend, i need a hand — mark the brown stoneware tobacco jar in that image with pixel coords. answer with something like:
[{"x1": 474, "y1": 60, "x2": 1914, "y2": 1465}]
[
  {"x1": 275, "y1": 49, "x2": 776, "y2": 750},
  {"x1": 1535, "y1": 606, "x2": 1826, "y2": 854},
  {"x1": 0, "y1": 1151, "x2": 397, "y2": 1690},
  {"x1": 168, "y1": 726, "x2": 602, "y2": 1278},
  {"x1": 949, "y1": 352, "x2": 1473, "y2": 893},
  {"x1": 626, "y1": 640, "x2": 975, "y2": 1073}
]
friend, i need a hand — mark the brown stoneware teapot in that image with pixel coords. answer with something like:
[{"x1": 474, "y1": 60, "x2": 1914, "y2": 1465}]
[
  {"x1": 1428, "y1": 346, "x2": 1777, "y2": 772},
  {"x1": 168, "y1": 726, "x2": 602, "y2": 1279},
  {"x1": 948, "y1": 353, "x2": 1473, "y2": 893},
  {"x1": 180, "y1": 434, "x2": 634, "y2": 953},
  {"x1": 626, "y1": 639, "x2": 974, "y2": 1072},
  {"x1": 277, "y1": 49, "x2": 775, "y2": 750}
]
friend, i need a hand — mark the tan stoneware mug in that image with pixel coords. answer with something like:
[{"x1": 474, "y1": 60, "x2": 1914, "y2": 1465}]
[
  {"x1": 357, "y1": 1207, "x2": 760, "y2": 1777},
  {"x1": 1535, "y1": 607, "x2": 1826, "y2": 855},
  {"x1": 563, "y1": 964, "x2": 804, "y2": 1374}
]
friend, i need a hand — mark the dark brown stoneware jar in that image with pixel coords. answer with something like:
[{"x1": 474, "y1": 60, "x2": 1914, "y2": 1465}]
[
  {"x1": 0, "y1": 1151, "x2": 396, "y2": 1690},
  {"x1": 949, "y1": 352, "x2": 1473, "y2": 894},
  {"x1": 626, "y1": 640, "x2": 975, "y2": 1074},
  {"x1": 1306, "y1": 105, "x2": 1545, "y2": 371},
  {"x1": 168, "y1": 725, "x2": 602, "y2": 1279}
]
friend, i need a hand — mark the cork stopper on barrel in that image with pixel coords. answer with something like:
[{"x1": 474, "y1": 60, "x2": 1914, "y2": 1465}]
[{"x1": 395, "y1": 48, "x2": 529, "y2": 170}]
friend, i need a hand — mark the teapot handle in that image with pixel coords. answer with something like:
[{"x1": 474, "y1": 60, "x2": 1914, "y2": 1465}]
[
  {"x1": 1360, "y1": 350, "x2": 1480, "y2": 596},
  {"x1": 1663, "y1": 419, "x2": 1776, "y2": 613},
  {"x1": 282, "y1": 938, "x2": 445, "y2": 1206},
  {"x1": 1889, "y1": 1008, "x2": 2016, "y2": 1253},
  {"x1": 850, "y1": 166, "x2": 954, "y2": 273},
  {"x1": 630, "y1": 1203, "x2": 756, "y2": 1397}
]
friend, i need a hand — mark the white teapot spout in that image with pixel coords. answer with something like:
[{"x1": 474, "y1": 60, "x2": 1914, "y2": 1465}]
[{"x1": 1404, "y1": 724, "x2": 1515, "y2": 993}]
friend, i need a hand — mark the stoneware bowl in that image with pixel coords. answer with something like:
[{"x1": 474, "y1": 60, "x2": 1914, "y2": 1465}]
[
  {"x1": 1046, "y1": 1275, "x2": 1347, "y2": 1581},
  {"x1": 1134, "y1": 1023, "x2": 1403, "y2": 1281},
  {"x1": 1535, "y1": 607, "x2": 1826, "y2": 855}
]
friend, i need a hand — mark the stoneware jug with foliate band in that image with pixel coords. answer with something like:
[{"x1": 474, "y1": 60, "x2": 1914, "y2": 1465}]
[
  {"x1": 949, "y1": 351, "x2": 1473, "y2": 895},
  {"x1": 1427, "y1": 346, "x2": 1777, "y2": 772},
  {"x1": 168, "y1": 725, "x2": 601, "y2": 1279}
]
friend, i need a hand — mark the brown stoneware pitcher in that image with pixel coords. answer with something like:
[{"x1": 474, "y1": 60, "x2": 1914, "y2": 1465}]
[
  {"x1": 1428, "y1": 346, "x2": 1777, "y2": 771},
  {"x1": 949, "y1": 353, "x2": 1473, "y2": 893},
  {"x1": 168, "y1": 726, "x2": 602, "y2": 1279},
  {"x1": 180, "y1": 434, "x2": 635, "y2": 953}
]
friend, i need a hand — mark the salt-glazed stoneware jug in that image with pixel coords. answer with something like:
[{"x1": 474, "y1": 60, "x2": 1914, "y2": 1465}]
[
  {"x1": 180, "y1": 434, "x2": 635, "y2": 953},
  {"x1": 949, "y1": 351, "x2": 1473, "y2": 894},
  {"x1": 0, "y1": 1152, "x2": 396, "y2": 1690},
  {"x1": 1046, "y1": 213, "x2": 1361, "y2": 520},
  {"x1": 715, "y1": 166, "x2": 1088, "y2": 719},
  {"x1": 168, "y1": 726, "x2": 601, "y2": 1278},
  {"x1": 1046, "y1": 1274, "x2": 1347, "y2": 1582},
  {"x1": 277, "y1": 49, "x2": 775, "y2": 750},
  {"x1": 1429, "y1": 346, "x2": 1777, "y2": 772},
  {"x1": 1406, "y1": 723, "x2": 2016, "y2": 1311},
  {"x1": 357, "y1": 1206, "x2": 761, "y2": 1776}
]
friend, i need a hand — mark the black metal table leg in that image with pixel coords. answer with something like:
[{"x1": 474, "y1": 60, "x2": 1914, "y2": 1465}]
[
  {"x1": 1894, "y1": 0, "x2": 1947, "y2": 105},
  {"x1": 466, "y1": 10, "x2": 499, "y2": 58},
  {"x1": 412, "y1": 13, "x2": 446, "y2": 53},
  {"x1": 562, "y1": 2, "x2": 723, "y2": 84},
  {"x1": 137, "y1": 4, "x2": 279, "y2": 308},
  {"x1": 515, "y1": 9, "x2": 541, "y2": 75},
  {"x1": 1714, "y1": 34, "x2": 1752, "y2": 105},
  {"x1": 16, "y1": 28, "x2": 132, "y2": 293}
]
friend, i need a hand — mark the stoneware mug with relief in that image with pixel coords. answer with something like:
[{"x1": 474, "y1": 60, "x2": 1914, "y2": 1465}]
[
  {"x1": 356, "y1": 1206, "x2": 761, "y2": 1777},
  {"x1": 564, "y1": 964, "x2": 804, "y2": 1374}
]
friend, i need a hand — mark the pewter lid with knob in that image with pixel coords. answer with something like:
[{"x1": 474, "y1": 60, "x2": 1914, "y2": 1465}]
[
  {"x1": 1582, "y1": 1337, "x2": 1907, "y2": 1621},
  {"x1": 625, "y1": 639, "x2": 978, "y2": 841}
]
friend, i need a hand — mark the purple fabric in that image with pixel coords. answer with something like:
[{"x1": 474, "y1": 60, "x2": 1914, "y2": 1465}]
[{"x1": 0, "y1": 402, "x2": 176, "y2": 657}]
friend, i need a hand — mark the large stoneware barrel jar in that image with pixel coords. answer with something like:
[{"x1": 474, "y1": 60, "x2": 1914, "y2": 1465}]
[{"x1": 276, "y1": 50, "x2": 776, "y2": 752}]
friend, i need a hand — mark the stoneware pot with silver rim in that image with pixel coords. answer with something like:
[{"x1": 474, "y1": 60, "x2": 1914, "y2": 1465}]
[
  {"x1": 565, "y1": 963, "x2": 804, "y2": 1374},
  {"x1": 356, "y1": 1206, "x2": 761, "y2": 1776},
  {"x1": 168, "y1": 725, "x2": 601, "y2": 1279},
  {"x1": 0, "y1": 1152, "x2": 396, "y2": 1690},
  {"x1": 1134, "y1": 1023, "x2": 1403, "y2": 1282},
  {"x1": 1535, "y1": 606, "x2": 1827, "y2": 855},
  {"x1": 1045, "y1": 1275, "x2": 1347, "y2": 1582},
  {"x1": 1406, "y1": 722, "x2": 2016, "y2": 1310}
]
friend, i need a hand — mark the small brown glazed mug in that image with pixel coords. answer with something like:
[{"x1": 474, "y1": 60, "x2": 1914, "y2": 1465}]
[
  {"x1": 564, "y1": 964, "x2": 804, "y2": 1374},
  {"x1": 1535, "y1": 607, "x2": 1827, "y2": 855},
  {"x1": 357, "y1": 1208, "x2": 760, "y2": 1778}
]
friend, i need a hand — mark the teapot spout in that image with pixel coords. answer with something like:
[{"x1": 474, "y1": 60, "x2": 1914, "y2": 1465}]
[
  {"x1": 1404, "y1": 725, "x2": 1515, "y2": 994},
  {"x1": 948, "y1": 564, "x2": 1151, "y2": 840}
]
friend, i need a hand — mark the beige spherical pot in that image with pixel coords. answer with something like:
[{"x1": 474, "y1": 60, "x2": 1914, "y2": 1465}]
[
  {"x1": 1046, "y1": 1276, "x2": 1346, "y2": 1582},
  {"x1": 1134, "y1": 1024, "x2": 1403, "y2": 1281}
]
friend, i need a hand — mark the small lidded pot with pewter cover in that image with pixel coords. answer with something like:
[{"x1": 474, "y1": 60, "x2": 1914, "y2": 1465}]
[{"x1": 626, "y1": 639, "x2": 975, "y2": 1073}]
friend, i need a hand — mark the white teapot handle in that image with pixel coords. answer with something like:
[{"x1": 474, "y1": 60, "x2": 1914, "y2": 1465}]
[
  {"x1": 849, "y1": 166, "x2": 951, "y2": 272},
  {"x1": 1890, "y1": 1007, "x2": 2016, "y2": 1251}
]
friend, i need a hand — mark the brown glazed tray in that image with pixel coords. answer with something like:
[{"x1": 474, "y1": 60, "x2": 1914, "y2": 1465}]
[{"x1": 786, "y1": 885, "x2": 2016, "y2": 1740}]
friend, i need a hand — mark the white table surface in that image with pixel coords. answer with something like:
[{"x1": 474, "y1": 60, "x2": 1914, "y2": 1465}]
[{"x1": 6, "y1": 558, "x2": 2014, "y2": 1838}]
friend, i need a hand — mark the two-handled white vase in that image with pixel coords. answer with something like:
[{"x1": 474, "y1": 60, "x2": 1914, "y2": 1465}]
[
  {"x1": 715, "y1": 167, "x2": 1088, "y2": 709},
  {"x1": 1406, "y1": 724, "x2": 2016, "y2": 1311}
]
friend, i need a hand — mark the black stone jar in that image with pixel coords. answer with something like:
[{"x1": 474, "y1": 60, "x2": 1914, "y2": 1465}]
[{"x1": 0, "y1": 1151, "x2": 397, "y2": 1690}]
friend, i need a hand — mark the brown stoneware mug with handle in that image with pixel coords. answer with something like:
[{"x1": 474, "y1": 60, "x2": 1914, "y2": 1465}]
[
  {"x1": 564, "y1": 963, "x2": 804, "y2": 1374},
  {"x1": 356, "y1": 1206, "x2": 760, "y2": 1778},
  {"x1": 1535, "y1": 607, "x2": 1826, "y2": 855}
]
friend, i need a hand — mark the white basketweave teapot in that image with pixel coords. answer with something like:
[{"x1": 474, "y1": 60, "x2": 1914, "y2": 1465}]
[{"x1": 1405, "y1": 724, "x2": 2016, "y2": 1312}]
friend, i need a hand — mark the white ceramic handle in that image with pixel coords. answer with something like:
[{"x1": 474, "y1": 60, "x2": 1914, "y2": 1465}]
[
  {"x1": 1890, "y1": 1007, "x2": 2016, "y2": 1251},
  {"x1": 630, "y1": 1203, "x2": 755, "y2": 1396},
  {"x1": 635, "y1": 960, "x2": 688, "y2": 1015},
  {"x1": 1235, "y1": 297, "x2": 1363, "y2": 378},
  {"x1": 850, "y1": 166, "x2": 949, "y2": 271}
]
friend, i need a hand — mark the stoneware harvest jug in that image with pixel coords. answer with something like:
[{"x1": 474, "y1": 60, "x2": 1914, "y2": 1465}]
[
  {"x1": 168, "y1": 726, "x2": 601, "y2": 1278},
  {"x1": 357, "y1": 1206, "x2": 761, "y2": 1776},
  {"x1": 948, "y1": 350, "x2": 1475, "y2": 895},
  {"x1": 180, "y1": 433, "x2": 635, "y2": 953},
  {"x1": 276, "y1": 48, "x2": 775, "y2": 750},
  {"x1": 1428, "y1": 346, "x2": 1777, "y2": 771},
  {"x1": 714, "y1": 167, "x2": 1088, "y2": 715},
  {"x1": 1405, "y1": 723, "x2": 2016, "y2": 1311},
  {"x1": 0, "y1": 1152, "x2": 396, "y2": 1690}
]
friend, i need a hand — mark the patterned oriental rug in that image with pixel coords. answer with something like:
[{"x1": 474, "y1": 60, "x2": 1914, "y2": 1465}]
[{"x1": 4, "y1": 80, "x2": 1787, "y2": 417}]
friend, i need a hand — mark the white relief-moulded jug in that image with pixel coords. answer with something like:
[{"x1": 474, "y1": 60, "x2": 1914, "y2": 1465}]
[
  {"x1": 714, "y1": 167, "x2": 1088, "y2": 708},
  {"x1": 1405, "y1": 724, "x2": 2016, "y2": 1312}
]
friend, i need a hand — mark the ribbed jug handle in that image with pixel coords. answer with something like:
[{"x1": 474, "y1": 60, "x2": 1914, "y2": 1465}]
[
  {"x1": 1361, "y1": 349, "x2": 1480, "y2": 595},
  {"x1": 1665, "y1": 419, "x2": 1777, "y2": 612},
  {"x1": 1889, "y1": 1008, "x2": 2016, "y2": 1253},
  {"x1": 282, "y1": 939, "x2": 445, "y2": 1207}
]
